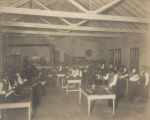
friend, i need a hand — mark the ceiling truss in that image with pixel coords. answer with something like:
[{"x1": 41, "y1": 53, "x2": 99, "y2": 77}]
[{"x1": 0, "y1": 0, "x2": 149, "y2": 37}]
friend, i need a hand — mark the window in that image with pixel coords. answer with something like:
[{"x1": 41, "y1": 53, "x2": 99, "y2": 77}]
[
  {"x1": 98, "y1": 48, "x2": 103, "y2": 60},
  {"x1": 114, "y1": 49, "x2": 121, "y2": 66},
  {"x1": 130, "y1": 47, "x2": 139, "y2": 71},
  {"x1": 109, "y1": 49, "x2": 114, "y2": 65},
  {"x1": 108, "y1": 48, "x2": 121, "y2": 65}
]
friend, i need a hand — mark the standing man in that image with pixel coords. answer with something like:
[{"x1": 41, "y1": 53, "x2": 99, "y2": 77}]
[{"x1": 139, "y1": 65, "x2": 149, "y2": 102}]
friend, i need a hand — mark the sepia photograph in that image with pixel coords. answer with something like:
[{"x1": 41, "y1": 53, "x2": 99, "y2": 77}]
[{"x1": 0, "y1": 0, "x2": 150, "y2": 120}]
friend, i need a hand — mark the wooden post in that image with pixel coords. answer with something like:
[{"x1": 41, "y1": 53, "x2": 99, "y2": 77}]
[
  {"x1": 88, "y1": 99, "x2": 90, "y2": 116},
  {"x1": 0, "y1": 32, "x2": 3, "y2": 74}
]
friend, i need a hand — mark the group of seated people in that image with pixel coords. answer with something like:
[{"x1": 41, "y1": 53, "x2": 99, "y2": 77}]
[
  {"x1": 0, "y1": 63, "x2": 51, "y2": 119},
  {"x1": 0, "y1": 71, "x2": 31, "y2": 103},
  {"x1": 54, "y1": 62, "x2": 150, "y2": 109},
  {"x1": 92, "y1": 63, "x2": 149, "y2": 107},
  {"x1": 1, "y1": 61, "x2": 149, "y2": 113}
]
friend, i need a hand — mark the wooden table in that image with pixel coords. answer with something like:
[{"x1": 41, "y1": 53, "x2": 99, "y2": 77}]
[
  {"x1": 0, "y1": 102, "x2": 32, "y2": 120},
  {"x1": 66, "y1": 79, "x2": 81, "y2": 103},
  {"x1": 80, "y1": 88, "x2": 116, "y2": 116},
  {"x1": 56, "y1": 74, "x2": 65, "y2": 87}
]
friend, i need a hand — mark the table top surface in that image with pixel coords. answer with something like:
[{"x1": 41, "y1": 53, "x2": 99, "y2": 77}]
[
  {"x1": 81, "y1": 86, "x2": 115, "y2": 98},
  {"x1": 0, "y1": 101, "x2": 31, "y2": 109},
  {"x1": 57, "y1": 74, "x2": 65, "y2": 76}
]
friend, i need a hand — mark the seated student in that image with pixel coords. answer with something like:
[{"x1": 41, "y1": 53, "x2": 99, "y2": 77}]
[
  {"x1": 82, "y1": 68, "x2": 89, "y2": 86},
  {"x1": 0, "y1": 76, "x2": 19, "y2": 103},
  {"x1": 102, "y1": 72, "x2": 110, "y2": 85},
  {"x1": 71, "y1": 67, "x2": 81, "y2": 79},
  {"x1": 0, "y1": 77, "x2": 5, "y2": 119},
  {"x1": 128, "y1": 68, "x2": 140, "y2": 103},
  {"x1": 139, "y1": 65, "x2": 150, "y2": 102},
  {"x1": 108, "y1": 64, "x2": 114, "y2": 71},
  {"x1": 113, "y1": 65, "x2": 119, "y2": 73},
  {"x1": 119, "y1": 67, "x2": 129, "y2": 97},
  {"x1": 58, "y1": 65, "x2": 63, "y2": 72},
  {"x1": 108, "y1": 71, "x2": 120, "y2": 109},
  {"x1": 94, "y1": 71, "x2": 102, "y2": 85},
  {"x1": 120, "y1": 67, "x2": 129, "y2": 79},
  {"x1": 108, "y1": 72, "x2": 118, "y2": 88},
  {"x1": 2, "y1": 77, "x2": 9, "y2": 93},
  {"x1": 16, "y1": 72, "x2": 24, "y2": 85},
  {"x1": 15, "y1": 73, "x2": 30, "y2": 97},
  {"x1": 100, "y1": 63, "x2": 107, "y2": 75},
  {"x1": 0, "y1": 79, "x2": 6, "y2": 98}
]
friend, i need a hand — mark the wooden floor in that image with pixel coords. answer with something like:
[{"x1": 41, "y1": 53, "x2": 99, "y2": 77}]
[
  {"x1": 32, "y1": 85, "x2": 150, "y2": 120},
  {"x1": 4, "y1": 84, "x2": 150, "y2": 120}
]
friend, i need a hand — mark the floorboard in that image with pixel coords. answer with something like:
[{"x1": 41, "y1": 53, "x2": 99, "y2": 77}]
[{"x1": 4, "y1": 84, "x2": 150, "y2": 120}]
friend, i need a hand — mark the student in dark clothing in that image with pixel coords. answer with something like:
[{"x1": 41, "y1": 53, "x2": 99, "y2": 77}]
[
  {"x1": 119, "y1": 67, "x2": 129, "y2": 97},
  {"x1": 139, "y1": 66, "x2": 149, "y2": 102}
]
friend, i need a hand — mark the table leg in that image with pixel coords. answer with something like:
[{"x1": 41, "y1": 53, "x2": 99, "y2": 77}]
[
  {"x1": 127, "y1": 79, "x2": 129, "y2": 93},
  {"x1": 0, "y1": 110, "x2": 1, "y2": 120},
  {"x1": 62, "y1": 79, "x2": 63, "y2": 92},
  {"x1": 29, "y1": 107, "x2": 31, "y2": 120},
  {"x1": 66, "y1": 84, "x2": 68, "y2": 96},
  {"x1": 3, "y1": 109, "x2": 7, "y2": 120},
  {"x1": 88, "y1": 99, "x2": 91, "y2": 116},
  {"x1": 56, "y1": 76, "x2": 59, "y2": 87},
  {"x1": 113, "y1": 98, "x2": 115, "y2": 116},
  {"x1": 58, "y1": 77, "x2": 60, "y2": 87},
  {"x1": 79, "y1": 88, "x2": 81, "y2": 104}
]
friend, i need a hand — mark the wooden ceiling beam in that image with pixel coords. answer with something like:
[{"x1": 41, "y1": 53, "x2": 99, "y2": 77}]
[
  {"x1": 6, "y1": 0, "x2": 30, "y2": 7},
  {"x1": 14, "y1": 16, "x2": 28, "y2": 22},
  {"x1": 38, "y1": 17, "x2": 65, "y2": 32},
  {"x1": 67, "y1": 0, "x2": 88, "y2": 12},
  {"x1": 0, "y1": 29, "x2": 121, "y2": 38},
  {"x1": 8, "y1": 44, "x2": 51, "y2": 47},
  {"x1": 0, "y1": 7, "x2": 149, "y2": 23},
  {"x1": 4, "y1": 0, "x2": 18, "y2": 7},
  {"x1": 33, "y1": 0, "x2": 72, "y2": 25},
  {"x1": 39, "y1": 17, "x2": 51, "y2": 24},
  {"x1": 0, "y1": 21, "x2": 146, "y2": 33},
  {"x1": 91, "y1": 0, "x2": 123, "y2": 13},
  {"x1": 67, "y1": 0, "x2": 124, "y2": 26},
  {"x1": 47, "y1": 0, "x2": 56, "y2": 7},
  {"x1": 15, "y1": 0, "x2": 30, "y2": 8},
  {"x1": 33, "y1": 0, "x2": 49, "y2": 10},
  {"x1": 74, "y1": 0, "x2": 124, "y2": 26},
  {"x1": 9, "y1": 0, "x2": 31, "y2": 22}
]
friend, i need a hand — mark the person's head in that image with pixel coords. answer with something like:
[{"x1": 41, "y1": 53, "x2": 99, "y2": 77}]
[
  {"x1": 101, "y1": 64, "x2": 105, "y2": 69},
  {"x1": 124, "y1": 67, "x2": 128, "y2": 73},
  {"x1": 109, "y1": 64, "x2": 113, "y2": 68},
  {"x1": 132, "y1": 68, "x2": 137, "y2": 74},
  {"x1": 140, "y1": 65, "x2": 146, "y2": 72}
]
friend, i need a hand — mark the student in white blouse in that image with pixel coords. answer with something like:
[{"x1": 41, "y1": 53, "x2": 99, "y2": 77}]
[
  {"x1": 108, "y1": 71, "x2": 120, "y2": 109},
  {"x1": 71, "y1": 67, "x2": 82, "y2": 78},
  {"x1": 0, "y1": 78, "x2": 6, "y2": 119},
  {"x1": 128, "y1": 68, "x2": 140, "y2": 103},
  {"x1": 0, "y1": 80, "x2": 5, "y2": 95}
]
